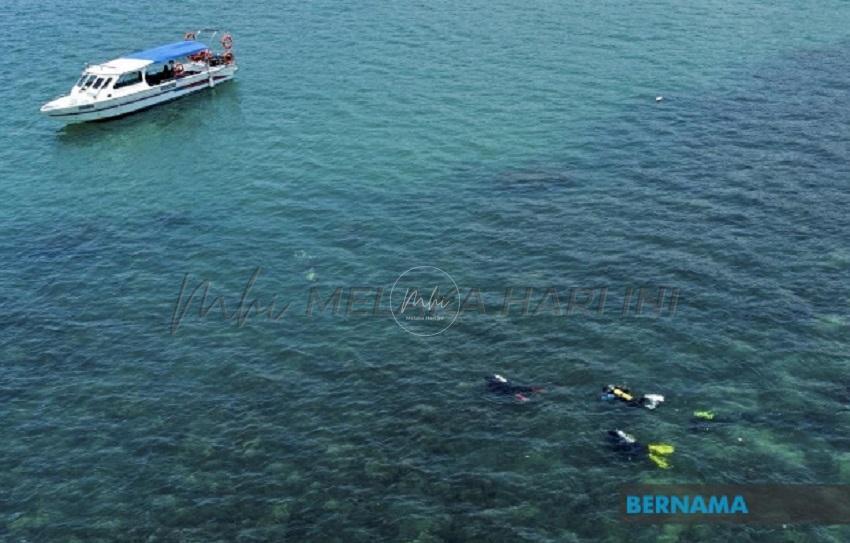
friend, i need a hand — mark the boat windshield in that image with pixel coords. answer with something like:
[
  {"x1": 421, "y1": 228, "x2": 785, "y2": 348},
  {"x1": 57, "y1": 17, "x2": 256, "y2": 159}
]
[
  {"x1": 92, "y1": 77, "x2": 112, "y2": 90},
  {"x1": 76, "y1": 74, "x2": 99, "y2": 89}
]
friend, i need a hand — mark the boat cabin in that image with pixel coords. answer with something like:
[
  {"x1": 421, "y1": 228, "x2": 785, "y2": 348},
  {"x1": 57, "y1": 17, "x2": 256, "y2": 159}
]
[{"x1": 70, "y1": 40, "x2": 231, "y2": 98}]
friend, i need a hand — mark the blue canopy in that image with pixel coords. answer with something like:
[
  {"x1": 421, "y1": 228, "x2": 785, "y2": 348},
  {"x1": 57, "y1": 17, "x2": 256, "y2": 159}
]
[{"x1": 126, "y1": 40, "x2": 208, "y2": 63}]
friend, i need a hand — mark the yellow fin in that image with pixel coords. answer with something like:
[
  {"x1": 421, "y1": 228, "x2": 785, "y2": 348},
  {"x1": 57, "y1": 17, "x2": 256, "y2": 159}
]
[
  {"x1": 694, "y1": 410, "x2": 715, "y2": 420},
  {"x1": 648, "y1": 444, "x2": 675, "y2": 456},
  {"x1": 649, "y1": 453, "x2": 671, "y2": 469}
]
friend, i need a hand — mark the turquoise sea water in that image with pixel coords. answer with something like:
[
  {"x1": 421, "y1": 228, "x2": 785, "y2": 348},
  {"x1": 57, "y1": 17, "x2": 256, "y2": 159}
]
[{"x1": 2, "y1": 1, "x2": 850, "y2": 541}]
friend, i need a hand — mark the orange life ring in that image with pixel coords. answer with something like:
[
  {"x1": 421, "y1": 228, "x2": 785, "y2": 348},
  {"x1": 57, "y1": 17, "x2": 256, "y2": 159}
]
[
  {"x1": 221, "y1": 34, "x2": 233, "y2": 49},
  {"x1": 184, "y1": 31, "x2": 196, "y2": 41}
]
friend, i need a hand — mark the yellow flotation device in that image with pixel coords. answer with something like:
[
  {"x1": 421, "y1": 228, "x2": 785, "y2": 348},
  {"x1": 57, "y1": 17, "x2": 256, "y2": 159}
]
[{"x1": 611, "y1": 386, "x2": 634, "y2": 402}]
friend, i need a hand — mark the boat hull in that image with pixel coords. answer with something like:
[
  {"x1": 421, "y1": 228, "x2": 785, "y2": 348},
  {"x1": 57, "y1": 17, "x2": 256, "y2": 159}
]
[{"x1": 41, "y1": 66, "x2": 237, "y2": 123}]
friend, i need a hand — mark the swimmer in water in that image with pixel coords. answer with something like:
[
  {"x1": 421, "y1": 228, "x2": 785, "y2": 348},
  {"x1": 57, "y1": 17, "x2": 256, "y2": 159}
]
[
  {"x1": 485, "y1": 374, "x2": 544, "y2": 402},
  {"x1": 601, "y1": 384, "x2": 665, "y2": 410},
  {"x1": 607, "y1": 429, "x2": 675, "y2": 469},
  {"x1": 689, "y1": 410, "x2": 738, "y2": 433}
]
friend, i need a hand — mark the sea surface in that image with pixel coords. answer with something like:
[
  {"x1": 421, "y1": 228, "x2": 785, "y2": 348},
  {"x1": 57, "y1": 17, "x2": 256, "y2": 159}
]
[{"x1": 2, "y1": 1, "x2": 850, "y2": 541}]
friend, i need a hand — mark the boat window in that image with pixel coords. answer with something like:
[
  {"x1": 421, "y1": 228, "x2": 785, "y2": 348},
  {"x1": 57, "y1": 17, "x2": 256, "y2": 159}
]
[
  {"x1": 144, "y1": 64, "x2": 169, "y2": 86},
  {"x1": 102, "y1": 78, "x2": 112, "y2": 89},
  {"x1": 83, "y1": 75, "x2": 97, "y2": 88},
  {"x1": 114, "y1": 71, "x2": 143, "y2": 89},
  {"x1": 76, "y1": 74, "x2": 88, "y2": 87},
  {"x1": 92, "y1": 77, "x2": 105, "y2": 89}
]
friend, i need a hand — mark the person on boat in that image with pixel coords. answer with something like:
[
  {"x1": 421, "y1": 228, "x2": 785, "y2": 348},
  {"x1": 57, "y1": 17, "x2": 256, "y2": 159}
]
[
  {"x1": 600, "y1": 384, "x2": 664, "y2": 410},
  {"x1": 485, "y1": 374, "x2": 544, "y2": 402},
  {"x1": 146, "y1": 69, "x2": 161, "y2": 86},
  {"x1": 163, "y1": 61, "x2": 174, "y2": 80},
  {"x1": 607, "y1": 429, "x2": 675, "y2": 469}
]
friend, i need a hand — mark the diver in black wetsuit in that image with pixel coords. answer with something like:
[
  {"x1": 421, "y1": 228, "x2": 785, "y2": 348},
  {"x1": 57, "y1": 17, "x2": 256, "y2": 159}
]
[
  {"x1": 607, "y1": 430, "x2": 646, "y2": 455},
  {"x1": 607, "y1": 429, "x2": 675, "y2": 469},
  {"x1": 485, "y1": 374, "x2": 543, "y2": 401},
  {"x1": 600, "y1": 384, "x2": 665, "y2": 410}
]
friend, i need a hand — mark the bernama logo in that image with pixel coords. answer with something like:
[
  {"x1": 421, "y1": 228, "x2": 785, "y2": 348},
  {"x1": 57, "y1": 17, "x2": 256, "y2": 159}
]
[{"x1": 626, "y1": 494, "x2": 749, "y2": 515}]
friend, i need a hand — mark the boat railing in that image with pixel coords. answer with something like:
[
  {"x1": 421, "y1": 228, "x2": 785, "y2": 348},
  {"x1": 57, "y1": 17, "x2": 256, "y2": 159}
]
[{"x1": 190, "y1": 28, "x2": 224, "y2": 43}]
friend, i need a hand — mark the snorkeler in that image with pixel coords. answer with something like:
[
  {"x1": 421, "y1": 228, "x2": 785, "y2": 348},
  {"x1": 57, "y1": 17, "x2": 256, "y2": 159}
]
[
  {"x1": 607, "y1": 429, "x2": 675, "y2": 469},
  {"x1": 689, "y1": 409, "x2": 737, "y2": 433},
  {"x1": 486, "y1": 374, "x2": 544, "y2": 402},
  {"x1": 600, "y1": 384, "x2": 665, "y2": 410}
]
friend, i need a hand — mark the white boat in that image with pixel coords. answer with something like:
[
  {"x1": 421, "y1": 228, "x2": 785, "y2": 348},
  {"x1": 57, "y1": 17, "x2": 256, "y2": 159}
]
[{"x1": 40, "y1": 30, "x2": 238, "y2": 123}]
